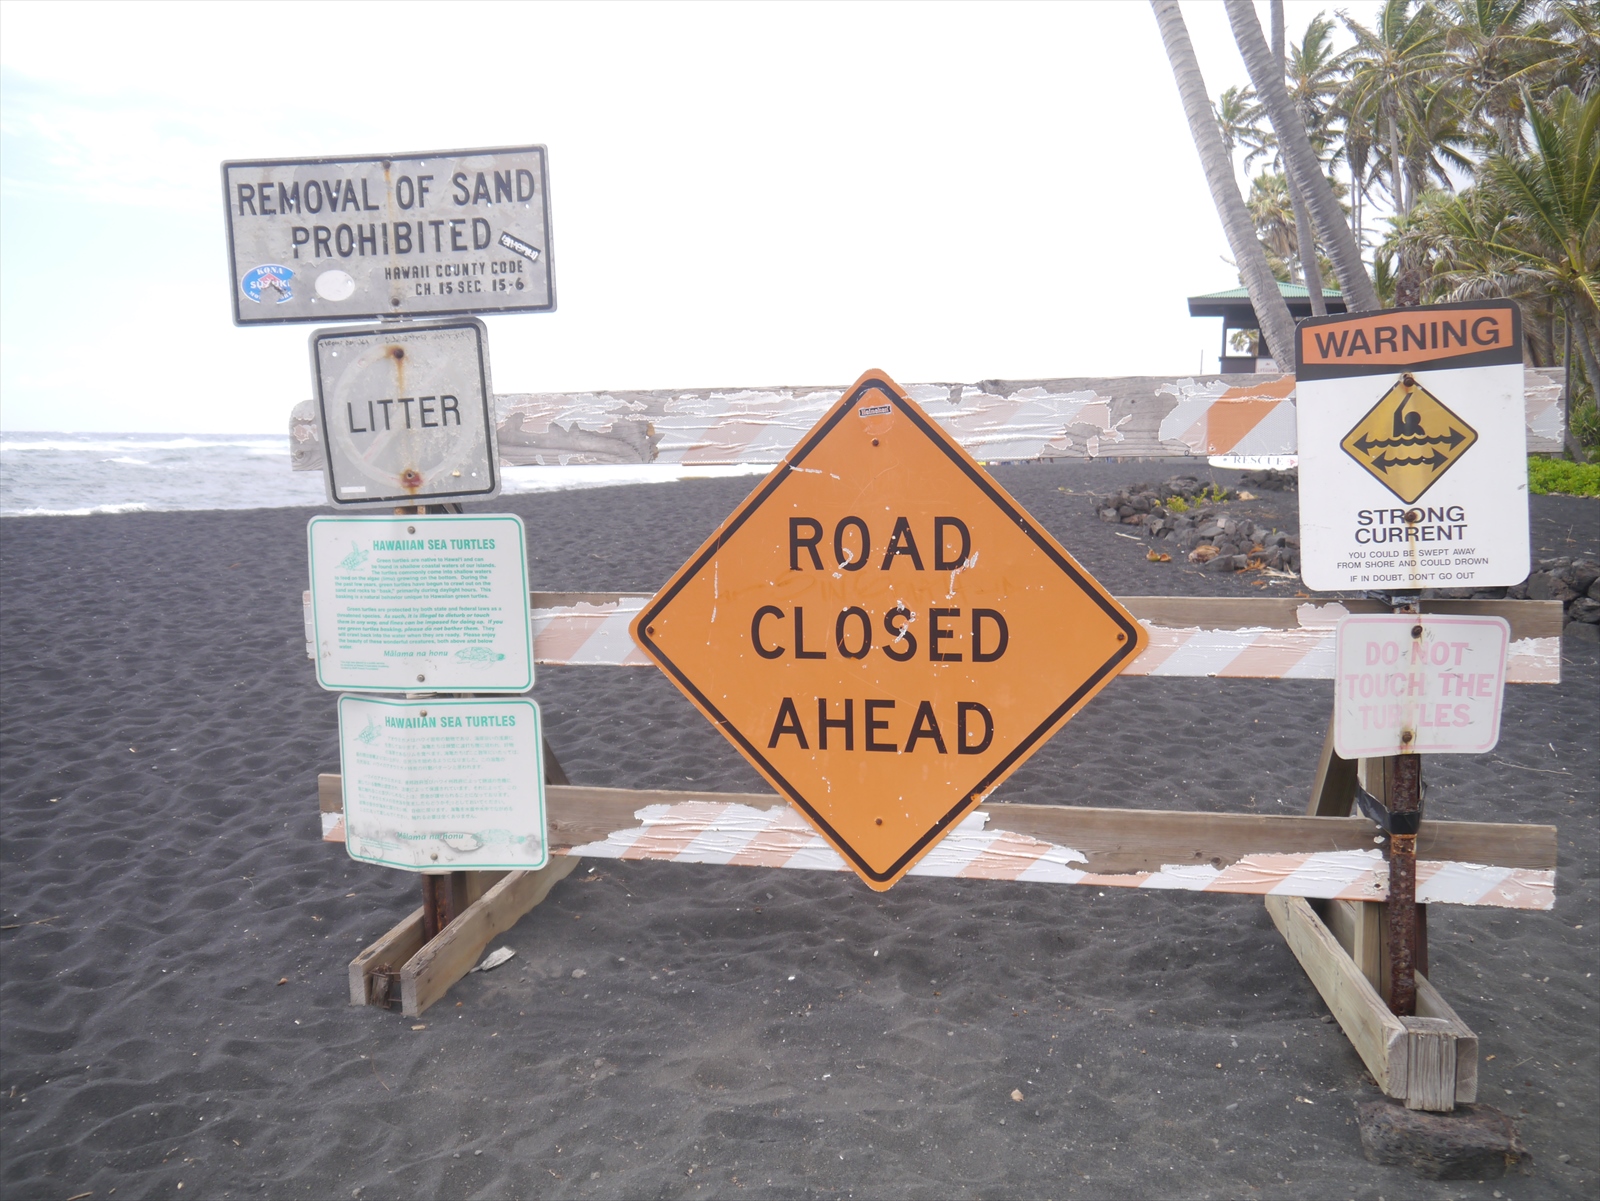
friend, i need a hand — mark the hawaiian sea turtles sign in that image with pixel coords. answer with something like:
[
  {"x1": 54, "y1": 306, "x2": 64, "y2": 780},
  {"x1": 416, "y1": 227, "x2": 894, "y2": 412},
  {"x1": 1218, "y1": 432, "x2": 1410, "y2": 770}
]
[
  {"x1": 339, "y1": 695, "x2": 548, "y2": 872},
  {"x1": 630, "y1": 370, "x2": 1146, "y2": 890},
  {"x1": 311, "y1": 318, "x2": 498, "y2": 506},
  {"x1": 307, "y1": 514, "x2": 533, "y2": 694},
  {"x1": 1296, "y1": 300, "x2": 1529, "y2": 592},
  {"x1": 222, "y1": 145, "x2": 554, "y2": 325}
]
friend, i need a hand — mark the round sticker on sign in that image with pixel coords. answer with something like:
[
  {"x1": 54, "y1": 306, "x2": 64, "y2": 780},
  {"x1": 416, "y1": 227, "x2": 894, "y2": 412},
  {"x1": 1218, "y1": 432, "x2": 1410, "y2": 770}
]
[
  {"x1": 315, "y1": 270, "x2": 356, "y2": 301},
  {"x1": 242, "y1": 264, "x2": 294, "y2": 304}
]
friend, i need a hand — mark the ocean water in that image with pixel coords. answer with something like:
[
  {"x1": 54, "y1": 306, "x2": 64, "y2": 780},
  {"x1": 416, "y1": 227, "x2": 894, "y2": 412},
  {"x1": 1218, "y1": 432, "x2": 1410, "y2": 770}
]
[{"x1": 0, "y1": 432, "x2": 768, "y2": 517}]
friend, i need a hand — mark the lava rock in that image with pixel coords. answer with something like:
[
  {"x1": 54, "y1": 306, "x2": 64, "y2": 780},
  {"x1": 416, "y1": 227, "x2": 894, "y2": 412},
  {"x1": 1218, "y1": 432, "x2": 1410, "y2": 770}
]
[
  {"x1": 1568, "y1": 596, "x2": 1600, "y2": 624},
  {"x1": 1527, "y1": 572, "x2": 1578, "y2": 602},
  {"x1": 1356, "y1": 1099, "x2": 1527, "y2": 1180},
  {"x1": 1566, "y1": 560, "x2": 1599, "y2": 593},
  {"x1": 1567, "y1": 621, "x2": 1600, "y2": 644}
]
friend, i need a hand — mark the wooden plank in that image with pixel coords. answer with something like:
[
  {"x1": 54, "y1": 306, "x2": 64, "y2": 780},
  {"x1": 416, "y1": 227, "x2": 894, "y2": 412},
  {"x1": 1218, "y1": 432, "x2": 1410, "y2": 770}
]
[
  {"x1": 319, "y1": 773, "x2": 342, "y2": 814},
  {"x1": 348, "y1": 906, "x2": 425, "y2": 1006},
  {"x1": 1269, "y1": 896, "x2": 1473, "y2": 1111},
  {"x1": 1266, "y1": 894, "x2": 1407, "y2": 1097},
  {"x1": 1118, "y1": 596, "x2": 1563, "y2": 641},
  {"x1": 1400, "y1": 1016, "x2": 1460, "y2": 1112},
  {"x1": 536, "y1": 785, "x2": 1557, "y2": 874},
  {"x1": 1323, "y1": 898, "x2": 1383, "y2": 989},
  {"x1": 400, "y1": 856, "x2": 579, "y2": 1017},
  {"x1": 318, "y1": 780, "x2": 1557, "y2": 907},
  {"x1": 1306, "y1": 719, "x2": 1358, "y2": 817},
  {"x1": 523, "y1": 593, "x2": 1562, "y2": 682},
  {"x1": 461, "y1": 871, "x2": 508, "y2": 908},
  {"x1": 1416, "y1": 973, "x2": 1478, "y2": 1104}
]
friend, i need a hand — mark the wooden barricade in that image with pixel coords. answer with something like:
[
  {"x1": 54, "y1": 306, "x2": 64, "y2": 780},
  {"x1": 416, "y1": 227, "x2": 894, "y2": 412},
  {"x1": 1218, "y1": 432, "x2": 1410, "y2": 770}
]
[{"x1": 319, "y1": 590, "x2": 1562, "y2": 1114}]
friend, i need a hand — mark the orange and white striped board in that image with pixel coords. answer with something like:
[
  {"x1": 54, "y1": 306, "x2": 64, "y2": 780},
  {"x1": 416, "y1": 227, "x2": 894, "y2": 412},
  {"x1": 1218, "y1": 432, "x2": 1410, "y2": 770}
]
[
  {"x1": 319, "y1": 797, "x2": 1553, "y2": 911},
  {"x1": 303, "y1": 592, "x2": 1561, "y2": 683}
]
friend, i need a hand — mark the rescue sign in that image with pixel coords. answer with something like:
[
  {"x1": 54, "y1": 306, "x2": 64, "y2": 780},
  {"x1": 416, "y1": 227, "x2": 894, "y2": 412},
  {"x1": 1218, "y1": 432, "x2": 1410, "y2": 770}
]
[{"x1": 629, "y1": 369, "x2": 1145, "y2": 891}]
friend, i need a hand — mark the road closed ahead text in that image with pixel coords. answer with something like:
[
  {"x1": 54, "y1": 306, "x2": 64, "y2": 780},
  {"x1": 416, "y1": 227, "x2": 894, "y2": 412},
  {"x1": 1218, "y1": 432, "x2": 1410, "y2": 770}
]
[{"x1": 632, "y1": 373, "x2": 1142, "y2": 889}]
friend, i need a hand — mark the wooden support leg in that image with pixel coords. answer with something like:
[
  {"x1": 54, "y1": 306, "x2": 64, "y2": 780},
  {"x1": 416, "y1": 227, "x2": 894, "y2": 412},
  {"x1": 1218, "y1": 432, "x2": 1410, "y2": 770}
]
[
  {"x1": 1266, "y1": 895, "x2": 1475, "y2": 1111},
  {"x1": 1306, "y1": 717, "x2": 1359, "y2": 817},
  {"x1": 400, "y1": 856, "x2": 579, "y2": 1016}
]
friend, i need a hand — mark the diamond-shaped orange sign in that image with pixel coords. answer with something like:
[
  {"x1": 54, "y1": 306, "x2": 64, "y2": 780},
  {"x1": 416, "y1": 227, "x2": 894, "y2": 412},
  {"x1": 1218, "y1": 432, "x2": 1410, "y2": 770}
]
[{"x1": 630, "y1": 370, "x2": 1146, "y2": 890}]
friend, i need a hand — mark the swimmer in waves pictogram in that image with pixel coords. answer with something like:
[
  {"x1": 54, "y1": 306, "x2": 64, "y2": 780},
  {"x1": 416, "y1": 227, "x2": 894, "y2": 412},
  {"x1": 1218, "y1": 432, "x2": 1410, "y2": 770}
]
[{"x1": 1339, "y1": 373, "x2": 1478, "y2": 503}]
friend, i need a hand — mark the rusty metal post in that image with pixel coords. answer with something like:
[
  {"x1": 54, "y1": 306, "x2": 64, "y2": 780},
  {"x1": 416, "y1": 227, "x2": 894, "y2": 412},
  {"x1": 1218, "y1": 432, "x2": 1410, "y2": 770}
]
[
  {"x1": 1387, "y1": 751, "x2": 1422, "y2": 1015},
  {"x1": 420, "y1": 873, "x2": 459, "y2": 943}
]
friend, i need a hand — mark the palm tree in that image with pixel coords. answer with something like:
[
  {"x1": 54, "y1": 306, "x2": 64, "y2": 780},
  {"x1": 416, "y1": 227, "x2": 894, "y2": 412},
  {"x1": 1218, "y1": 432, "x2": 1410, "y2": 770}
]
[
  {"x1": 1545, "y1": 0, "x2": 1599, "y2": 99},
  {"x1": 1248, "y1": 172, "x2": 1300, "y2": 280},
  {"x1": 1483, "y1": 86, "x2": 1600, "y2": 456},
  {"x1": 1433, "y1": 0, "x2": 1567, "y2": 156},
  {"x1": 1227, "y1": 0, "x2": 1381, "y2": 311},
  {"x1": 1282, "y1": 10, "x2": 1351, "y2": 314},
  {"x1": 1398, "y1": 87, "x2": 1600, "y2": 455},
  {"x1": 1271, "y1": 0, "x2": 1327, "y2": 316},
  {"x1": 1151, "y1": 0, "x2": 1298, "y2": 366}
]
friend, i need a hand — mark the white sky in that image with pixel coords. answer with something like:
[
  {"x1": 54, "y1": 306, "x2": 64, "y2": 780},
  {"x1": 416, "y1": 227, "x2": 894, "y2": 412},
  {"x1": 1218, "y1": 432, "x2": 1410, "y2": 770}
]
[{"x1": 0, "y1": 0, "x2": 1368, "y2": 433}]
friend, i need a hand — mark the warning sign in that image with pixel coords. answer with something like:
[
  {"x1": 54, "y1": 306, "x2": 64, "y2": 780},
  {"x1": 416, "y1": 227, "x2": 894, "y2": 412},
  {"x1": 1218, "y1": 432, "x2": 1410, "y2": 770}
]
[
  {"x1": 1296, "y1": 300, "x2": 1529, "y2": 592},
  {"x1": 629, "y1": 370, "x2": 1145, "y2": 890},
  {"x1": 1339, "y1": 376, "x2": 1478, "y2": 504}
]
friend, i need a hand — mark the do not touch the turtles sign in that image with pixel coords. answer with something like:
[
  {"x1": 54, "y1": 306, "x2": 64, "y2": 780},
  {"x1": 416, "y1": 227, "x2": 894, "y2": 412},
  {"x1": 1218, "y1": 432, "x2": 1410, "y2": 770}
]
[
  {"x1": 1296, "y1": 300, "x2": 1529, "y2": 592},
  {"x1": 629, "y1": 370, "x2": 1145, "y2": 891}
]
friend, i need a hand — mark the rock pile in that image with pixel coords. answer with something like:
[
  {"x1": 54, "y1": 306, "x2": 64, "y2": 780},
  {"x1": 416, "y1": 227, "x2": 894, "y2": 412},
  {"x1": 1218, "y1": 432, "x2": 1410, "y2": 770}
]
[
  {"x1": 1097, "y1": 475, "x2": 1300, "y2": 574},
  {"x1": 1510, "y1": 558, "x2": 1600, "y2": 641}
]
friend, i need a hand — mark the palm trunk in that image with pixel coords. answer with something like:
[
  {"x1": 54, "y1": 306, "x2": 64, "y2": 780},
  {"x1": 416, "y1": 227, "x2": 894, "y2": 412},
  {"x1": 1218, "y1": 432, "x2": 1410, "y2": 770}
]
[
  {"x1": 1566, "y1": 302, "x2": 1600, "y2": 460},
  {"x1": 1270, "y1": 1, "x2": 1325, "y2": 318},
  {"x1": 1226, "y1": 0, "x2": 1380, "y2": 313},
  {"x1": 1291, "y1": 184, "x2": 1327, "y2": 315},
  {"x1": 1151, "y1": 0, "x2": 1298, "y2": 367}
]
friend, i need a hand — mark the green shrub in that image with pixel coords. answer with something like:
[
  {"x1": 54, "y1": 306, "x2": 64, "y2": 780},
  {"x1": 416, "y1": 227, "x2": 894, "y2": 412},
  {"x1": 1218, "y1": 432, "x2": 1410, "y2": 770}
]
[
  {"x1": 1528, "y1": 455, "x2": 1600, "y2": 496},
  {"x1": 1572, "y1": 399, "x2": 1600, "y2": 460},
  {"x1": 1165, "y1": 496, "x2": 1190, "y2": 513}
]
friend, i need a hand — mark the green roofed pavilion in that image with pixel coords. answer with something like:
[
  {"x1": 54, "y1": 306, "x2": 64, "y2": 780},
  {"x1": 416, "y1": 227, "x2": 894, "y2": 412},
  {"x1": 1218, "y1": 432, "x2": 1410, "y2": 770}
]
[{"x1": 1187, "y1": 281, "x2": 1346, "y2": 374}]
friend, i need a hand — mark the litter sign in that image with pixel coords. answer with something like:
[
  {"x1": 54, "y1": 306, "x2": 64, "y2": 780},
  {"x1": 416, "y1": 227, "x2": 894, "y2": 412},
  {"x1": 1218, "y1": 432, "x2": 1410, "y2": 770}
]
[
  {"x1": 1334, "y1": 615, "x2": 1509, "y2": 757},
  {"x1": 630, "y1": 369, "x2": 1145, "y2": 891},
  {"x1": 311, "y1": 318, "x2": 498, "y2": 507},
  {"x1": 1296, "y1": 300, "x2": 1529, "y2": 592}
]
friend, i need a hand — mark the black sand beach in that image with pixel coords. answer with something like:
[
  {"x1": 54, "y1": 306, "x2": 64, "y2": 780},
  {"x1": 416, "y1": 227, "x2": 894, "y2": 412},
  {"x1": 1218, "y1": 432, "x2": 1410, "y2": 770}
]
[{"x1": 2, "y1": 461, "x2": 1596, "y2": 1200}]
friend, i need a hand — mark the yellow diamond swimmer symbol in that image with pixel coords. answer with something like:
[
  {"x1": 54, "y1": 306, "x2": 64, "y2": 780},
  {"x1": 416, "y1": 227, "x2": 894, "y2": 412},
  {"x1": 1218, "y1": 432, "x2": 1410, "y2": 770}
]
[{"x1": 1340, "y1": 375, "x2": 1478, "y2": 504}]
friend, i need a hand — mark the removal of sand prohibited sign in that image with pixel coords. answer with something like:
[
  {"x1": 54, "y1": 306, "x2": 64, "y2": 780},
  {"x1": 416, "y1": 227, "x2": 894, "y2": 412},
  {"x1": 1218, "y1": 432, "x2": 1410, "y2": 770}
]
[
  {"x1": 222, "y1": 145, "x2": 555, "y2": 325},
  {"x1": 629, "y1": 369, "x2": 1146, "y2": 890},
  {"x1": 1296, "y1": 300, "x2": 1529, "y2": 593}
]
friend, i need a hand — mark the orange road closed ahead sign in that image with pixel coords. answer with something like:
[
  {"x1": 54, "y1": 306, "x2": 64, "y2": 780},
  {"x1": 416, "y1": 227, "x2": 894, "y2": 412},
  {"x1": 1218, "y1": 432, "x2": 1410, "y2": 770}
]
[{"x1": 630, "y1": 370, "x2": 1145, "y2": 890}]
